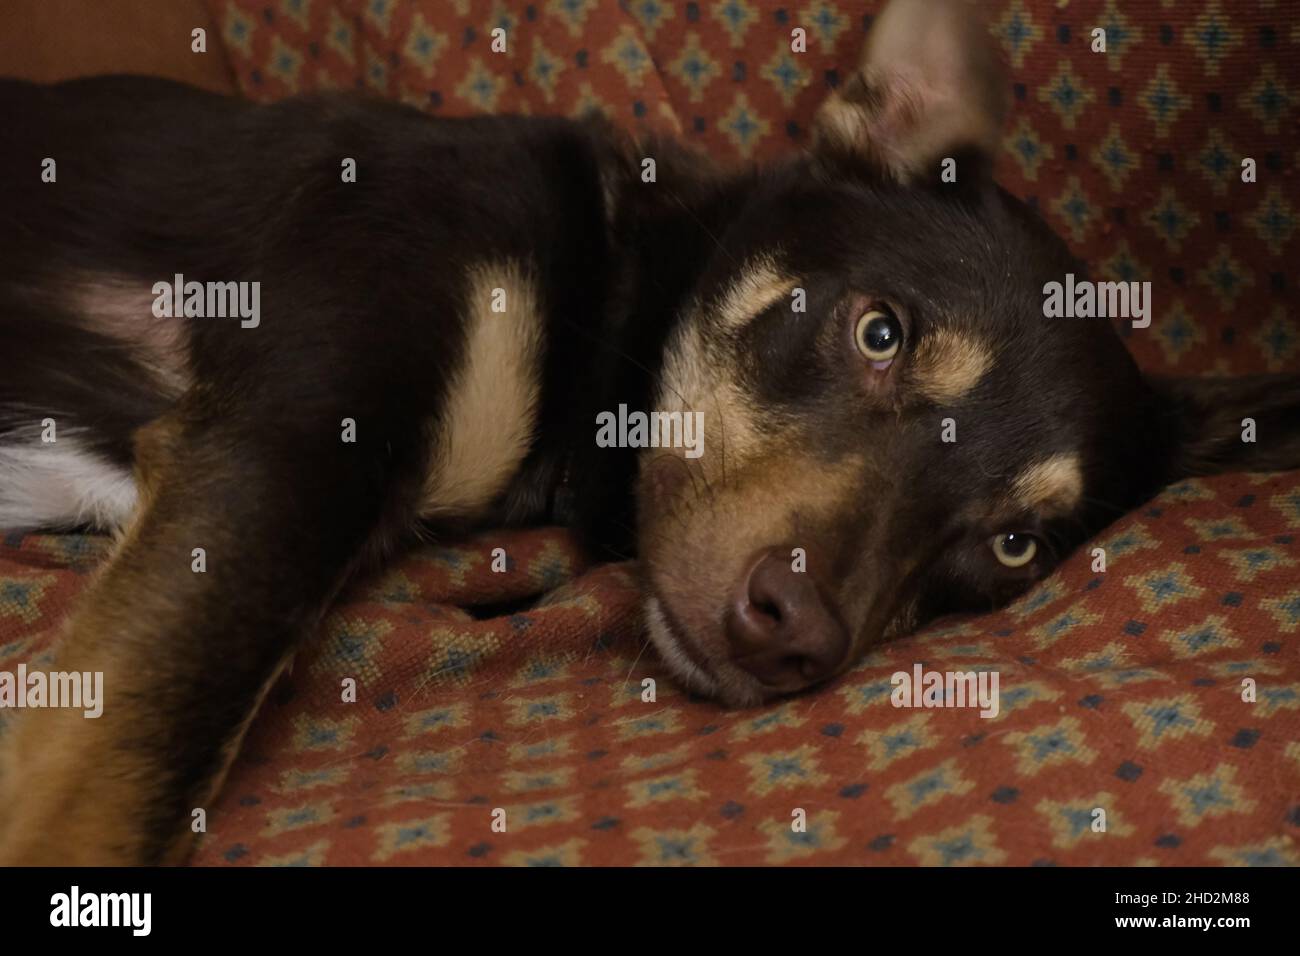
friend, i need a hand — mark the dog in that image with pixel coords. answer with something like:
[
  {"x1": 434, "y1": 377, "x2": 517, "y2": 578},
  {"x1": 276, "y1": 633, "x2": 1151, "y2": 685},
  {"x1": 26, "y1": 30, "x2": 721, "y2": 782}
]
[{"x1": 0, "y1": 0, "x2": 1296, "y2": 865}]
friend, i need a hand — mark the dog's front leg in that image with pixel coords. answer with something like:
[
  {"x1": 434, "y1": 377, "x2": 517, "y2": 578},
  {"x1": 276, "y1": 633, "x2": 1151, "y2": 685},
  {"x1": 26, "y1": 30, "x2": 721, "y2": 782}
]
[{"x1": 0, "y1": 407, "x2": 416, "y2": 865}]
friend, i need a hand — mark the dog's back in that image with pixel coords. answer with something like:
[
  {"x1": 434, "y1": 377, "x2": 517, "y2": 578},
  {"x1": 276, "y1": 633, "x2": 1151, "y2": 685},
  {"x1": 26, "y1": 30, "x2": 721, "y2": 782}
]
[
  {"x1": 0, "y1": 76, "x2": 628, "y2": 535},
  {"x1": 0, "y1": 75, "x2": 658, "y2": 862}
]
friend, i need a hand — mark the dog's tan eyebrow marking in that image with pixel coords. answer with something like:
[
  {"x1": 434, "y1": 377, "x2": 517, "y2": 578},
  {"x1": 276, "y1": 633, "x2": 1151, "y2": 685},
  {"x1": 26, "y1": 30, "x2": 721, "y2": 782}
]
[
  {"x1": 1013, "y1": 452, "x2": 1084, "y2": 514},
  {"x1": 712, "y1": 254, "x2": 800, "y2": 332},
  {"x1": 910, "y1": 327, "x2": 994, "y2": 404}
]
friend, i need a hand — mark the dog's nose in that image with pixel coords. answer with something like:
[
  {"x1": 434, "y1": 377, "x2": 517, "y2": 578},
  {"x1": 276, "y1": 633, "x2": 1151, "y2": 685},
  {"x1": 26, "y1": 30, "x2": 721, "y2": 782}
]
[{"x1": 726, "y1": 549, "x2": 850, "y2": 692}]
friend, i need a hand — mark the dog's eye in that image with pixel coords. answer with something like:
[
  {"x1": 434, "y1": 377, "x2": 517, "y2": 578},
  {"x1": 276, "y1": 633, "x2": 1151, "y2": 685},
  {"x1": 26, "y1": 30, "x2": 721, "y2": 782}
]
[
  {"x1": 854, "y1": 308, "x2": 902, "y2": 366},
  {"x1": 991, "y1": 532, "x2": 1038, "y2": 568}
]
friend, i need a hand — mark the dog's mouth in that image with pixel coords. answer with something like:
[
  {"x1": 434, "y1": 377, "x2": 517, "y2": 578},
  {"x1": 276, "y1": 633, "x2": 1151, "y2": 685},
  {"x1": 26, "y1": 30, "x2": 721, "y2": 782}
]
[
  {"x1": 642, "y1": 593, "x2": 720, "y2": 695},
  {"x1": 642, "y1": 590, "x2": 778, "y2": 708}
]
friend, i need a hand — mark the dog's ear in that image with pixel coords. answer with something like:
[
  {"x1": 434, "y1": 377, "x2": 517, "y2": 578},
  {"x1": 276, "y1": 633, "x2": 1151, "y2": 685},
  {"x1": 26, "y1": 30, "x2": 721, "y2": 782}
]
[
  {"x1": 1149, "y1": 373, "x2": 1300, "y2": 480},
  {"x1": 812, "y1": 0, "x2": 1007, "y2": 184}
]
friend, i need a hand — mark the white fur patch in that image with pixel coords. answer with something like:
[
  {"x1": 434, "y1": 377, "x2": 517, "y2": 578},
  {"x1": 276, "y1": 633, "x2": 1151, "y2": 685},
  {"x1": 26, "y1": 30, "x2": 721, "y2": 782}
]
[{"x1": 0, "y1": 428, "x2": 137, "y2": 531}]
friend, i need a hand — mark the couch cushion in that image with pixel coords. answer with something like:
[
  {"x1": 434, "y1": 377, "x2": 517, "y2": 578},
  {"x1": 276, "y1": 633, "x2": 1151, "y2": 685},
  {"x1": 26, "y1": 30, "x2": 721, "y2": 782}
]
[{"x1": 2, "y1": 471, "x2": 1296, "y2": 864}]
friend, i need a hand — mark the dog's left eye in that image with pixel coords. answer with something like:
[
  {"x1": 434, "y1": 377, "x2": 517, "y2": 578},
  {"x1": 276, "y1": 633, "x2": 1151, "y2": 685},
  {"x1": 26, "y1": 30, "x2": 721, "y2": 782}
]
[
  {"x1": 855, "y1": 308, "x2": 902, "y2": 366},
  {"x1": 991, "y1": 532, "x2": 1038, "y2": 568}
]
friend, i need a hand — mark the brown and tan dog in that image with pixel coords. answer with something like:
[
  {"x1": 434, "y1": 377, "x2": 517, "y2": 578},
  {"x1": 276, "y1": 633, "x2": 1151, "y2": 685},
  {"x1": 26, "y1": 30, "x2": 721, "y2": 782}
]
[{"x1": 1, "y1": 0, "x2": 1297, "y2": 864}]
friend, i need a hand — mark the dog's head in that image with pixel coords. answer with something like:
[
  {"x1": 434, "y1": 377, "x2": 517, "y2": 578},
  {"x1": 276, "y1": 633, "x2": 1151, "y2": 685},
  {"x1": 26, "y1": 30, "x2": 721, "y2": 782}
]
[{"x1": 635, "y1": 0, "x2": 1300, "y2": 706}]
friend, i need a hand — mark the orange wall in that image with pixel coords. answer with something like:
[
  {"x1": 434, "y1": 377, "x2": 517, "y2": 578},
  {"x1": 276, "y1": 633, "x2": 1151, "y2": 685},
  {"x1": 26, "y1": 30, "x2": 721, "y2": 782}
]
[{"x1": 0, "y1": 0, "x2": 234, "y2": 92}]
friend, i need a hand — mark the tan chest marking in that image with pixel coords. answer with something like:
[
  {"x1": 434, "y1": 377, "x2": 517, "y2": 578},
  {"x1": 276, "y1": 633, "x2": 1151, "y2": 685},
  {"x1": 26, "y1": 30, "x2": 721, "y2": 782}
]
[{"x1": 420, "y1": 261, "x2": 544, "y2": 520}]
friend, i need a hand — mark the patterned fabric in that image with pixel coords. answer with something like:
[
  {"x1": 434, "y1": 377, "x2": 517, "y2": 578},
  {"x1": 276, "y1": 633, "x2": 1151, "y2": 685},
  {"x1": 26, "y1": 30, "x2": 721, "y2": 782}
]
[
  {"x1": 3, "y1": 474, "x2": 1298, "y2": 865},
  {"x1": 1, "y1": 1, "x2": 1296, "y2": 864}
]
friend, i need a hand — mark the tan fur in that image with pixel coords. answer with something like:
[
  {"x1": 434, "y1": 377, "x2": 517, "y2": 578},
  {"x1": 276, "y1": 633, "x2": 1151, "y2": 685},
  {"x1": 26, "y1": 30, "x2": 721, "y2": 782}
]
[
  {"x1": 1013, "y1": 452, "x2": 1084, "y2": 515},
  {"x1": 0, "y1": 417, "x2": 177, "y2": 864},
  {"x1": 711, "y1": 255, "x2": 800, "y2": 333},
  {"x1": 421, "y1": 261, "x2": 545, "y2": 519},
  {"x1": 911, "y1": 327, "x2": 994, "y2": 404},
  {"x1": 653, "y1": 317, "x2": 757, "y2": 469},
  {"x1": 639, "y1": 446, "x2": 868, "y2": 705},
  {"x1": 642, "y1": 270, "x2": 870, "y2": 706},
  {"x1": 651, "y1": 261, "x2": 804, "y2": 474},
  {"x1": 69, "y1": 272, "x2": 193, "y2": 396},
  {"x1": 0, "y1": 415, "x2": 319, "y2": 864}
]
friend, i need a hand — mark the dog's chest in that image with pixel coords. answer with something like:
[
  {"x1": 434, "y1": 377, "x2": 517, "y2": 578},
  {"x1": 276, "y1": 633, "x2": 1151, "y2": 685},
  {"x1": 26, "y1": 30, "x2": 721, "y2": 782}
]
[{"x1": 418, "y1": 260, "x2": 547, "y2": 522}]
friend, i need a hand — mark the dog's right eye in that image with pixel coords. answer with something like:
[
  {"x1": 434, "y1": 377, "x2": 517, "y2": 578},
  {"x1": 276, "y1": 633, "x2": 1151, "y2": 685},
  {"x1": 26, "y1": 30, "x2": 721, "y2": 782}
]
[
  {"x1": 854, "y1": 308, "x2": 903, "y2": 366},
  {"x1": 991, "y1": 532, "x2": 1038, "y2": 568}
]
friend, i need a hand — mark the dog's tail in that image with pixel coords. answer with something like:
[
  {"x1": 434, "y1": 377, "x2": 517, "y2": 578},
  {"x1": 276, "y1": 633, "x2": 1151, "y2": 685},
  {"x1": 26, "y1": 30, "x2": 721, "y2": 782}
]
[
  {"x1": 0, "y1": 290, "x2": 177, "y2": 531},
  {"x1": 0, "y1": 78, "x2": 191, "y2": 531}
]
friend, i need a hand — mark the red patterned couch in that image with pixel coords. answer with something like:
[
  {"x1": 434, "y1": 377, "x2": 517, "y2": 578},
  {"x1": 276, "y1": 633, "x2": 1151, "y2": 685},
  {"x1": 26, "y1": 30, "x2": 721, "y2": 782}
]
[{"x1": 1, "y1": 0, "x2": 1297, "y2": 865}]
